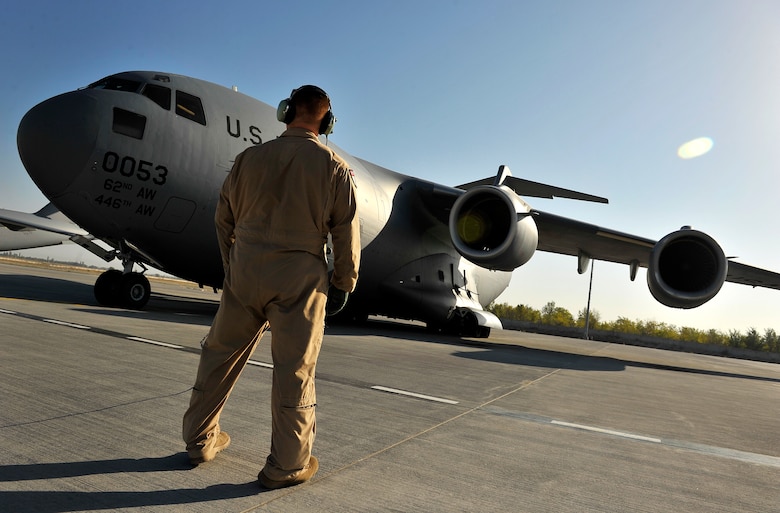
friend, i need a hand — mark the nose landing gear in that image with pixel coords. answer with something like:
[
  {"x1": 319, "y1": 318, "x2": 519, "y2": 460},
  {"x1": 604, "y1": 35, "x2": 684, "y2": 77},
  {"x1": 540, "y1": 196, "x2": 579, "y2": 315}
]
[
  {"x1": 94, "y1": 268, "x2": 151, "y2": 309},
  {"x1": 93, "y1": 264, "x2": 151, "y2": 309},
  {"x1": 71, "y1": 236, "x2": 153, "y2": 309}
]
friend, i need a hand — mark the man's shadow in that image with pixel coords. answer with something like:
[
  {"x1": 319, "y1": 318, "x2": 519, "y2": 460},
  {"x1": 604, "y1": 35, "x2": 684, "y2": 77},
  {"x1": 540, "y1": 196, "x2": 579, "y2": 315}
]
[{"x1": 0, "y1": 454, "x2": 270, "y2": 512}]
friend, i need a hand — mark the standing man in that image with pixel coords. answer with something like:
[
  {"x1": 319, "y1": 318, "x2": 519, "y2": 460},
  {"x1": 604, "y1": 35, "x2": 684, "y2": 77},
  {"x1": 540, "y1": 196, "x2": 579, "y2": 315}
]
[{"x1": 182, "y1": 85, "x2": 360, "y2": 490}]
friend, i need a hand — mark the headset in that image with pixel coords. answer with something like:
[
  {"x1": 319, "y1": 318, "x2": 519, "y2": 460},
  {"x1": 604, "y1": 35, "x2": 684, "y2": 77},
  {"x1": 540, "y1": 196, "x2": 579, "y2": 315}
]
[{"x1": 276, "y1": 85, "x2": 336, "y2": 135}]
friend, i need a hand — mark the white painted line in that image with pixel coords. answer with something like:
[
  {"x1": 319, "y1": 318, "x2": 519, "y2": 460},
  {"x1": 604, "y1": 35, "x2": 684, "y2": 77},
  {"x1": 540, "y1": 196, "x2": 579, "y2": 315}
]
[
  {"x1": 0, "y1": 308, "x2": 17, "y2": 314},
  {"x1": 43, "y1": 319, "x2": 91, "y2": 330},
  {"x1": 371, "y1": 385, "x2": 459, "y2": 405},
  {"x1": 551, "y1": 420, "x2": 662, "y2": 443},
  {"x1": 247, "y1": 360, "x2": 273, "y2": 369},
  {"x1": 127, "y1": 336, "x2": 184, "y2": 349},
  {"x1": 484, "y1": 406, "x2": 780, "y2": 469}
]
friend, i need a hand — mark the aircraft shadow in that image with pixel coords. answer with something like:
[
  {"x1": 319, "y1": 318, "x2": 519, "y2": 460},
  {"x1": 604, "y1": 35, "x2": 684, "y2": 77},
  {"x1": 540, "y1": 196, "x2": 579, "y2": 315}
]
[
  {"x1": 452, "y1": 343, "x2": 780, "y2": 383},
  {"x1": 74, "y1": 291, "x2": 219, "y2": 326},
  {"x1": 329, "y1": 318, "x2": 780, "y2": 383},
  {"x1": 0, "y1": 272, "x2": 218, "y2": 326},
  {"x1": 0, "y1": 455, "x2": 267, "y2": 512},
  {"x1": 0, "y1": 273, "x2": 95, "y2": 305},
  {"x1": 455, "y1": 346, "x2": 626, "y2": 372},
  {"x1": 331, "y1": 320, "x2": 626, "y2": 373},
  {"x1": 3, "y1": 272, "x2": 775, "y2": 384}
]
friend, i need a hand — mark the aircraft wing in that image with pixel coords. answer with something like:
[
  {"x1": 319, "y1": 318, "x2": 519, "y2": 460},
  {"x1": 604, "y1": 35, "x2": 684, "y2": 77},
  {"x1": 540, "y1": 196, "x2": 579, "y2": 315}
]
[
  {"x1": 532, "y1": 209, "x2": 780, "y2": 290},
  {"x1": 721, "y1": 260, "x2": 780, "y2": 290},
  {"x1": 0, "y1": 203, "x2": 89, "y2": 251},
  {"x1": 427, "y1": 174, "x2": 780, "y2": 292},
  {"x1": 533, "y1": 210, "x2": 654, "y2": 266},
  {"x1": 458, "y1": 175, "x2": 609, "y2": 203}
]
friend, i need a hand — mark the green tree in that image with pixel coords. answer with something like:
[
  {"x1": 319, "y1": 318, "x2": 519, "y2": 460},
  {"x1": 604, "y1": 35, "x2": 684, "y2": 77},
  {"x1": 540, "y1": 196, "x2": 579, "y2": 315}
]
[
  {"x1": 541, "y1": 301, "x2": 575, "y2": 326},
  {"x1": 487, "y1": 302, "x2": 542, "y2": 322},
  {"x1": 608, "y1": 317, "x2": 639, "y2": 334},
  {"x1": 727, "y1": 330, "x2": 743, "y2": 348},
  {"x1": 743, "y1": 328, "x2": 764, "y2": 351},
  {"x1": 764, "y1": 328, "x2": 779, "y2": 352},
  {"x1": 701, "y1": 329, "x2": 727, "y2": 345},
  {"x1": 576, "y1": 308, "x2": 601, "y2": 329},
  {"x1": 516, "y1": 304, "x2": 542, "y2": 323},
  {"x1": 487, "y1": 300, "x2": 778, "y2": 354},
  {"x1": 638, "y1": 320, "x2": 678, "y2": 340},
  {"x1": 679, "y1": 326, "x2": 703, "y2": 343},
  {"x1": 488, "y1": 302, "x2": 513, "y2": 319}
]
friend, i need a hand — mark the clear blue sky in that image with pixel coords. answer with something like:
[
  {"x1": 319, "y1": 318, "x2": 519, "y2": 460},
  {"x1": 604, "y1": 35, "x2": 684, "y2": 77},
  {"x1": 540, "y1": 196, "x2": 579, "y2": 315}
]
[{"x1": 2, "y1": 0, "x2": 779, "y2": 333}]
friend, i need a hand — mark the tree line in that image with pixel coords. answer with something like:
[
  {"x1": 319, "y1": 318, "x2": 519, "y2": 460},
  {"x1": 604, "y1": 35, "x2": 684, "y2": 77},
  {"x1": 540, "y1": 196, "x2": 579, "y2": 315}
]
[{"x1": 487, "y1": 301, "x2": 780, "y2": 353}]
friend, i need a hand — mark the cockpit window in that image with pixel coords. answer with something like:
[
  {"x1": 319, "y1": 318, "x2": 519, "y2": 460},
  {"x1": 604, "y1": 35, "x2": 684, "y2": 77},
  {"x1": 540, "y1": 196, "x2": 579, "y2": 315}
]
[
  {"x1": 88, "y1": 77, "x2": 142, "y2": 92},
  {"x1": 175, "y1": 90, "x2": 206, "y2": 125},
  {"x1": 143, "y1": 84, "x2": 171, "y2": 110},
  {"x1": 86, "y1": 76, "x2": 205, "y2": 125},
  {"x1": 113, "y1": 108, "x2": 146, "y2": 139}
]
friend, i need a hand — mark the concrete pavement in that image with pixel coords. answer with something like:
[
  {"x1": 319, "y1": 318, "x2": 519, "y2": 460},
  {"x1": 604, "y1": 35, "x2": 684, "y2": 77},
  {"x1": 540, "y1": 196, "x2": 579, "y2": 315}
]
[{"x1": 1, "y1": 261, "x2": 778, "y2": 512}]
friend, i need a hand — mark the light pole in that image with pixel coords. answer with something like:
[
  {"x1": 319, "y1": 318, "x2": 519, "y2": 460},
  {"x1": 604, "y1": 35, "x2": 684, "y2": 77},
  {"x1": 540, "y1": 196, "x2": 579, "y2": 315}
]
[{"x1": 584, "y1": 261, "x2": 594, "y2": 339}]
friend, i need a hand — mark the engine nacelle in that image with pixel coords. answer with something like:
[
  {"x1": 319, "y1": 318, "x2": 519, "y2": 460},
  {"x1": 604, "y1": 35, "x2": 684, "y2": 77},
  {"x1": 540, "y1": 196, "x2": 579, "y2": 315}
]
[
  {"x1": 449, "y1": 185, "x2": 538, "y2": 271},
  {"x1": 647, "y1": 228, "x2": 728, "y2": 309}
]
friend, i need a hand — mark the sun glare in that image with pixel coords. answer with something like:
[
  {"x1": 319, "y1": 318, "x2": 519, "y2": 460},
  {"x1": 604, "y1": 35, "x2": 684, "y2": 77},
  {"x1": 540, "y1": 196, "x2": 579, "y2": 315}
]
[{"x1": 677, "y1": 137, "x2": 714, "y2": 159}]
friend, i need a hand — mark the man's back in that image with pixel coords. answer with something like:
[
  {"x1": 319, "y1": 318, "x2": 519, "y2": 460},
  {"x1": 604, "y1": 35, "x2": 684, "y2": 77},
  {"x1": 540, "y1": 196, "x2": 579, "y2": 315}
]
[
  {"x1": 225, "y1": 127, "x2": 345, "y2": 255},
  {"x1": 216, "y1": 126, "x2": 359, "y2": 292}
]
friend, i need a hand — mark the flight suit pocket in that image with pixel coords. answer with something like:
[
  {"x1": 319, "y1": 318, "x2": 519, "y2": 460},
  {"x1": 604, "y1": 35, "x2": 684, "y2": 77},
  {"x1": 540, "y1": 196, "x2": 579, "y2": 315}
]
[{"x1": 278, "y1": 374, "x2": 317, "y2": 409}]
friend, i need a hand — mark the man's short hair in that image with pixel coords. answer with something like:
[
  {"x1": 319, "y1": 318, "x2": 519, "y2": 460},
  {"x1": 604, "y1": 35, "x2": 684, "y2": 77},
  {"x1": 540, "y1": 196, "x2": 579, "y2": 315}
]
[{"x1": 291, "y1": 86, "x2": 330, "y2": 123}]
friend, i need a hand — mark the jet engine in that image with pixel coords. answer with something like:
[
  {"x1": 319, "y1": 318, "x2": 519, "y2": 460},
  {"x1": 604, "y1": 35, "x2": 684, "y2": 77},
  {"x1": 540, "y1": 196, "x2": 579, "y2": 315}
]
[
  {"x1": 647, "y1": 227, "x2": 728, "y2": 308},
  {"x1": 449, "y1": 185, "x2": 538, "y2": 271}
]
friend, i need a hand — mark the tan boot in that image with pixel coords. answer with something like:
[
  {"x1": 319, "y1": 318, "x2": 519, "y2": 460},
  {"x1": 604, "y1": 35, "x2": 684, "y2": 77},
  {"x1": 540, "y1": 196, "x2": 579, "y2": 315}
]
[
  {"x1": 187, "y1": 430, "x2": 231, "y2": 465},
  {"x1": 258, "y1": 456, "x2": 319, "y2": 489}
]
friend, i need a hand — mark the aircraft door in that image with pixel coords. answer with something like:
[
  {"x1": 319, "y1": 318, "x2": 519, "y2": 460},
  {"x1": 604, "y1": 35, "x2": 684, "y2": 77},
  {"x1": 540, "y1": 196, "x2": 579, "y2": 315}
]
[{"x1": 154, "y1": 196, "x2": 197, "y2": 233}]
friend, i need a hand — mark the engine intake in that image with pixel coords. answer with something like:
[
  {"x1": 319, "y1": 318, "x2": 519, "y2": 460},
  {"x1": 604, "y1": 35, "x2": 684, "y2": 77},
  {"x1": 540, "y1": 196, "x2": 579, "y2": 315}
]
[
  {"x1": 647, "y1": 228, "x2": 728, "y2": 308},
  {"x1": 449, "y1": 185, "x2": 538, "y2": 271}
]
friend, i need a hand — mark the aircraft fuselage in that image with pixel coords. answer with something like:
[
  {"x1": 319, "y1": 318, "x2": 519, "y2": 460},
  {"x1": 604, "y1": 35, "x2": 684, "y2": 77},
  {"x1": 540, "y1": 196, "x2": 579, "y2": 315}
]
[{"x1": 17, "y1": 71, "x2": 510, "y2": 332}]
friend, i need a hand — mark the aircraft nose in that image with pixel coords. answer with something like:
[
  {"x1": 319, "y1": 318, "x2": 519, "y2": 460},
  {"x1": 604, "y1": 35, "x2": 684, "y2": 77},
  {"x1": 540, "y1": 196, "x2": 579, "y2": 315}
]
[{"x1": 17, "y1": 92, "x2": 99, "y2": 198}]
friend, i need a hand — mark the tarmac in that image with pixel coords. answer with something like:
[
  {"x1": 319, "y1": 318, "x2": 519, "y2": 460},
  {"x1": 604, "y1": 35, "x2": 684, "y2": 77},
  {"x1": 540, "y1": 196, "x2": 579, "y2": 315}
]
[{"x1": 0, "y1": 260, "x2": 778, "y2": 512}]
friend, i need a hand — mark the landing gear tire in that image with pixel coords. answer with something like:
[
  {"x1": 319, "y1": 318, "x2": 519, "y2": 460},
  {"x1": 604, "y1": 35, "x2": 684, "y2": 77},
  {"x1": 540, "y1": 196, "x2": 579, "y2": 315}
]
[
  {"x1": 433, "y1": 311, "x2": 491, "y2": 338},
  {"x1": 94, "y1": 269, "x2": 122, "y2": 306},
  {"x1": 120, "y1": 273, "x2": 151, "y2": 309},
  {"x1": 94, "y1": 270, "x2": 151, "y2": 309},
  {"x1": 473, "y1": 326, "x2": 491, "y2": 338}
]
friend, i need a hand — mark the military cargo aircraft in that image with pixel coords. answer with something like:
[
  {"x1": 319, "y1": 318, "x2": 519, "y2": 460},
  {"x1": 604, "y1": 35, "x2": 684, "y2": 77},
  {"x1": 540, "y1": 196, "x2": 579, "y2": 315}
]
[{"x1": 2, "y1": 71, "x2": 780, "y2": 337}]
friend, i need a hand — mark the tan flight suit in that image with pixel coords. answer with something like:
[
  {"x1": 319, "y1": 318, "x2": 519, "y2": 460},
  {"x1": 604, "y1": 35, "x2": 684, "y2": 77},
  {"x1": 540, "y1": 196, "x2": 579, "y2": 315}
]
[{"x1": 182, "y1": 127, "x2": 360, "y2": 481}]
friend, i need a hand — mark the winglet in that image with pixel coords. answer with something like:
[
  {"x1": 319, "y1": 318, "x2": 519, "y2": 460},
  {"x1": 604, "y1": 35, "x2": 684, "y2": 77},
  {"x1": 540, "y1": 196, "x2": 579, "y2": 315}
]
[{"x1": 493, "y1": 165, "x2": 512, "y2": 186}]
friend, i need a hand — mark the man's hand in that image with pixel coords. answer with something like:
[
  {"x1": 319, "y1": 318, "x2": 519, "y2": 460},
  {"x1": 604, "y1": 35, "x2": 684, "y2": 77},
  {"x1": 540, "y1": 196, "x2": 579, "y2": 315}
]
[{"x1": 326, "y1": 286, "x2": 349, "y2": 316}]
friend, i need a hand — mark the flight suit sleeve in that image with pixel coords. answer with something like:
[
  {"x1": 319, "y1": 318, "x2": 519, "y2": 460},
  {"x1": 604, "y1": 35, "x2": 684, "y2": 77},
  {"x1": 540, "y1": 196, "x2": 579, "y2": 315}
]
[
  {"x1": 215, "y1": 159, "x2": 238, "y2": 274},
  {"x1": 329, "y1": 162, "x2": 361, "y2": 293}
]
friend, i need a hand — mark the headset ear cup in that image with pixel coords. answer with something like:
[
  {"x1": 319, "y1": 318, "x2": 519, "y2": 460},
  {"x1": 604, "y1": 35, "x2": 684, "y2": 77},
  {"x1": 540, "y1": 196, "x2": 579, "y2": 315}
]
[
  {"x1": 320, "y1": 110, "x2": 335, "y2": 135},
  {"x1": 277, "y1": 99, "x2": 295, "y2": 123}
]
